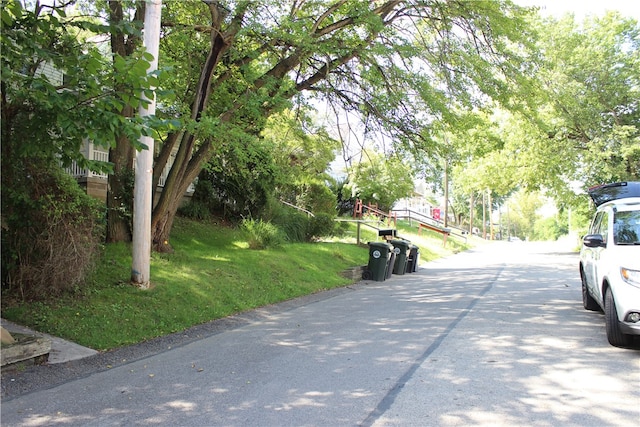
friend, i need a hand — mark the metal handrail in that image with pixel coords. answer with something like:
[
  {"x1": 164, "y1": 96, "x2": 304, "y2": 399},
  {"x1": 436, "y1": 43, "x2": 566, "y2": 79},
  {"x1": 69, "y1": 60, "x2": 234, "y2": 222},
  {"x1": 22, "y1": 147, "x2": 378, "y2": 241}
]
[
  {"x1": 280, "y1": 200, "x2": 315, "y2": 217},
  {"x1": 335, "y1": 218, "x2": 396, "y2": 245},
  {"x1": 392, "y1": 208, "x2": 468, "y2": 242}
]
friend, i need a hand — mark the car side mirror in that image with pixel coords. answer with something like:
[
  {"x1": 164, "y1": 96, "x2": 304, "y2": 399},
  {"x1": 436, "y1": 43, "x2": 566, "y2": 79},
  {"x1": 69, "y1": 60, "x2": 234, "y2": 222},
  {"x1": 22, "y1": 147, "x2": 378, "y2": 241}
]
[{"x1": 583, "y1": 234, "x2": 605, "y2": 248}]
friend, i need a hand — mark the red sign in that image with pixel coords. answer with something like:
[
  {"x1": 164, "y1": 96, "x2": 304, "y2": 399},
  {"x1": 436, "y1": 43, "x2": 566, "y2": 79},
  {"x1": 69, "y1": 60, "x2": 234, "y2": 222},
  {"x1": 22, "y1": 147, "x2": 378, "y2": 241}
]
[{"x1": 432, "y1": 207, "x2": 441, "y2": 220}]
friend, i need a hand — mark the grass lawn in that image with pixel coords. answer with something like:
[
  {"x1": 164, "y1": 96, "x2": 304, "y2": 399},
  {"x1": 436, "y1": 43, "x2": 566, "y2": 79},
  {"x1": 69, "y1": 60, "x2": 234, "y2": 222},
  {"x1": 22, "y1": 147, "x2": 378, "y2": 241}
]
[{"x1": 1, "y1": 216, "x2": 475, "y2": 351}]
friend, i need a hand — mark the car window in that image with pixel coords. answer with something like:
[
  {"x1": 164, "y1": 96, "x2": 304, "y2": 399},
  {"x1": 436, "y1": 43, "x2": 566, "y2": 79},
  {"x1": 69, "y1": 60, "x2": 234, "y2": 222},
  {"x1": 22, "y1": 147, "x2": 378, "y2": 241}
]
[
  {"x1": 597, "y1": 211, "x2": 609, "y2": 245},
  {"x1": 614, "y1": 210, "x2": 640, "y2": 245},
  {"x1": 590, "y1": 211, "x2": 604, "y2": 235}
]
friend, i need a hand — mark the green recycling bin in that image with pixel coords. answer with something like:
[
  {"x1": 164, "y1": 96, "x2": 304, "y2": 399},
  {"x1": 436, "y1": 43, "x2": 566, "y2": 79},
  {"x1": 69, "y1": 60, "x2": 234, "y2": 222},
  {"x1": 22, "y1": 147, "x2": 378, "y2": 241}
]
[
  {"x1": 390, "y1": 239, "x2": 411, "y2": 275},
  {"x1": 362, "y1": 242, "x2": 393, "y2": 281}
]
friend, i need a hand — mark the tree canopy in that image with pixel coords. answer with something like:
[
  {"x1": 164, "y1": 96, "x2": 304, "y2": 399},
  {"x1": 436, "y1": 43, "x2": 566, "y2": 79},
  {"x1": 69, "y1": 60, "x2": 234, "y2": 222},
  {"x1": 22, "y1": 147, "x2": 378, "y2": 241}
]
[
  {"x1": 448, "y1": 11, "x2": 639, "y2": 225},
  {"x1": 154, "y1": 0, "x2": 538, "y2": 248},
  {"x1": 346, "y1": 152, "x2": 416, "y2": 212},
  {"x1": 536, "y1": 12, "x2": 640, "y2": 185},
  {"x1": 4, "y1": 0, "x2": 638, "y2": 256}
]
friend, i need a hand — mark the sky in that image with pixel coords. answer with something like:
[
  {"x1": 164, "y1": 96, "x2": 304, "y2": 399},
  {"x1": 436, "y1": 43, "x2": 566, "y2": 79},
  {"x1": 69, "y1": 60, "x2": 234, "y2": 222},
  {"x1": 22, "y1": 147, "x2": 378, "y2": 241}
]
[{"x1": 516, "y1": 0, "x2": 640, "y2": 20}]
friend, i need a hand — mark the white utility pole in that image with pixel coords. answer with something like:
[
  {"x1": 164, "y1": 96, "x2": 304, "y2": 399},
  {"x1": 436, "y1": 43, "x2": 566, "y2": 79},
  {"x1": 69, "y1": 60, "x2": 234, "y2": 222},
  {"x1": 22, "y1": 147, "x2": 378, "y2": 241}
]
[{"x1": 131, "y1": 0, "x2": 162, "y2": 288}]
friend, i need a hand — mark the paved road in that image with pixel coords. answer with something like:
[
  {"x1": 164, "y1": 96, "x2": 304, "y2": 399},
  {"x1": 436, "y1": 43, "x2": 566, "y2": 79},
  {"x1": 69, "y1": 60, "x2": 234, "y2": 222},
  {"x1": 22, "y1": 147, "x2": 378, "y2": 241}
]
[{"x1": 2, "y1": 242, "x2": 639, "y2": 426}]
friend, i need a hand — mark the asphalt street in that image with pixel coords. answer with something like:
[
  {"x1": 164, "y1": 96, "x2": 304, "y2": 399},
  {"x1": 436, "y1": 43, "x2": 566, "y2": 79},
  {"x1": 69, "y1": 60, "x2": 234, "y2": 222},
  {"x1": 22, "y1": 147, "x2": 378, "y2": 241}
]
[{"x1": 1, "y1": 241, "x2": 639, "y2": 426}]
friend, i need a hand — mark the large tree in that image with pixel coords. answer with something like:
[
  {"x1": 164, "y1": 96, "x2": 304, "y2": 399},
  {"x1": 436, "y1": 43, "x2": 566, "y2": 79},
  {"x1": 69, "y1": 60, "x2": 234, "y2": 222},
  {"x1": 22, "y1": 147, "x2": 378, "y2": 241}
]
[
  {"x1": 4, "y1": 1, "x2": 536, "y2": 251},
  {"x1": 449, "y1": 12, "x2": 639, "y2": 222},
  {"x1": 347, "y1": 151, "x2": 416, "y2": 212},
  {"x1": 144, "y1": 0, "x2": 535, "y2": 251},
  {"x1": 536, "y1": 12, "x2": 640, "y2": 186}
]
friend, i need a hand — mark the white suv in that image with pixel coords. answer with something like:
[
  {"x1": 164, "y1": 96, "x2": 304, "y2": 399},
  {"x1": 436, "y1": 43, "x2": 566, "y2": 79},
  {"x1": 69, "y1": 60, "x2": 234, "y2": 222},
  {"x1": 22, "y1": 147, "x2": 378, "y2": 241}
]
[{"x1": 579, "y1": 182, "x2": 640, "y2": 347}]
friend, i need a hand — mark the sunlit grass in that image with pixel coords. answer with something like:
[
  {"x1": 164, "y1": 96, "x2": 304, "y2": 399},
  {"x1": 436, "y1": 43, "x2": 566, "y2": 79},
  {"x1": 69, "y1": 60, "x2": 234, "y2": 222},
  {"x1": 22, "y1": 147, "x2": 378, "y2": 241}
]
[{"x1": 1, "y1": 217, "x2": 473, "y2": 351}]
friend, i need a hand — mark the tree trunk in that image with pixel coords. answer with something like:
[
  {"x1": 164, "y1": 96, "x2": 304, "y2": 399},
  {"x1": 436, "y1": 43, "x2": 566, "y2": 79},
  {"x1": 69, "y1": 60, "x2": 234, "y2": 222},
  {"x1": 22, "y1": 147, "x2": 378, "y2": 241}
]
[
  {"x1": 106, "y1": 130, "x2": 135, "y2": 242},
  {"x1": 106, "y1": 0, "x2": 144, "y2": 243},
  {"x1": 151, "y1": 133, "x2": 209, "y2": 252},
  {"x1": 482, "y1": 190, "x2": 487, "y2": 239},
  {"x1": 152, "y1": 131, "x2": 180, "y2": 203},
  {"x1": 151, "y1": 197, "x2": 179, "y2": 253},
  {"x1": 469, "y1": 191, "x2": 474, "y2": 234},
  {"x1": 488, "y1": 190, "x2": 494, "y2": 240},
  {"x1": 150, "y1": 162, "x2": 199, "y2": 252}
]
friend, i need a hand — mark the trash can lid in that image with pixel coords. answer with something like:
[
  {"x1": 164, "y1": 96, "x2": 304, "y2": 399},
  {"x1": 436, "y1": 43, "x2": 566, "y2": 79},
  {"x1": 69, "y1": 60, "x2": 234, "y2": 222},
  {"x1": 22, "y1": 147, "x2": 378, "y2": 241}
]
[
  {"x1": 368, "y1": 241, "x2": 393, "y2": 249},
  {"x1": 390, "y1": 239, "x2": 411, "y2": 248}
]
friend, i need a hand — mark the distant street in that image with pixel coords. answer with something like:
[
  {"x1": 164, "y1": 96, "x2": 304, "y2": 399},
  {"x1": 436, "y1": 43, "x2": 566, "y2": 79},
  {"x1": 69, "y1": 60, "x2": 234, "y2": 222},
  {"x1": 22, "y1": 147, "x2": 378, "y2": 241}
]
[{"x1": 2, "y1": 241, "x2": 639, "y2": 426}]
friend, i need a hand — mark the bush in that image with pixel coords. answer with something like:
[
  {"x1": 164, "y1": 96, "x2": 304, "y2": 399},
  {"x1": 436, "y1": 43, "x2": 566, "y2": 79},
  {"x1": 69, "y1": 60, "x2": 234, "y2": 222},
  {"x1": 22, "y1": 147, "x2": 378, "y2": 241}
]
[
  {"x1": 260, "y1": 197, "x2": 336, "y2": 242},
  {"x1": 261, "y1": 198, "x2": 308, "y2": 242},
  {"x1": 192, "y1": 140, "x2": 278, "y2": 221},
  {"x1": 177, "y1": 199, "x2": 212, "y2": 221},
  {"x1": 240, "y1": 219, "x2": 284, "y2": 249},
  {"x1": 1, "y1": 160, "x2": 105, "y2": 300},
  {"x1": 294, "y1": 182, "x2": 337, "y2": 216},
  {"x1": 278, "y1": 212, "x2": 309, "y2": 243},
  {"x1": 306, "y1": 213, "x2": 336, "y2": 240}
]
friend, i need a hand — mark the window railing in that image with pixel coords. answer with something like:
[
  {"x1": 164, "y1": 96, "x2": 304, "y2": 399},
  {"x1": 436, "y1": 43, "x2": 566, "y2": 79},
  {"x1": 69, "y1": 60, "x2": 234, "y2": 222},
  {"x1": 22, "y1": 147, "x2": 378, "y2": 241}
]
[
  {"x1": 64, "y1": 145, "x2": 109, "y2": 179},
  {"x1": 65, "y1": 142, "x2": 195, "y2": 192}
]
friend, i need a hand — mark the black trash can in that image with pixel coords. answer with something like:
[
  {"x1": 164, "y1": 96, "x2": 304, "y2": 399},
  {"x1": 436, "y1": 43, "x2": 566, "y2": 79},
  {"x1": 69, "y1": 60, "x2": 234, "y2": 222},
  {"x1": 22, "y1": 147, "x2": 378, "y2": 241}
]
[
  {"x1": 390, "y1": 239, "x2": 411, "y2": 275},
  {"x1": 362, "y1": 242, "x2": 393, "y2": 281},
  {"x1": 407, "y1": 244, "x2": 420, "y2": 273}
]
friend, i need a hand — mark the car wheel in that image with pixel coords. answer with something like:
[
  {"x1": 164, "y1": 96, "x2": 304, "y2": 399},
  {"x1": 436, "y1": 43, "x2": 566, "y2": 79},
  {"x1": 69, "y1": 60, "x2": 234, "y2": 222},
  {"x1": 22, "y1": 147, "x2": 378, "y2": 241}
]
[
  {"x1": 604, "y1": 288, "x2": 632, "y2": 347},
  {"x1": 581, "y1": 269, "x2": 600, "y2": 311}
]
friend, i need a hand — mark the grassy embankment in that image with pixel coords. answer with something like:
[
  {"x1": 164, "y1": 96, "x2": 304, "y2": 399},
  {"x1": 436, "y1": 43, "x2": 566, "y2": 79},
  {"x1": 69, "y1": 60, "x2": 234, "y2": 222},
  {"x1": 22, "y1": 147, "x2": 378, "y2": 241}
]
[{"x1": 1, "y1": 217, "x2": 474, "y2": 351}]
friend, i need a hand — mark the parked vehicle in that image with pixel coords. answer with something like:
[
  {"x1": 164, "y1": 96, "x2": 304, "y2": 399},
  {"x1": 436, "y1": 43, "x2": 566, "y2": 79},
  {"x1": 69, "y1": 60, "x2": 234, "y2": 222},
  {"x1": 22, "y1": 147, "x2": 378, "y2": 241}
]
[{"x1": 579, "y1": 182, "x2": 640, "y2": 347}]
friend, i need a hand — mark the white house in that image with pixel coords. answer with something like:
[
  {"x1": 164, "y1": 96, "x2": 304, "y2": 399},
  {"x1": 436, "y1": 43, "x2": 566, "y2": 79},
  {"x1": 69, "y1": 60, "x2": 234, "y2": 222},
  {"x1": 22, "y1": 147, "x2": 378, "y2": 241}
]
[
  {"x1": 65, "y1": 141, "x2": 195, "y2": 202},
  {"x1": 392, "y1": 179, "x2": 435, "y2": 216}
]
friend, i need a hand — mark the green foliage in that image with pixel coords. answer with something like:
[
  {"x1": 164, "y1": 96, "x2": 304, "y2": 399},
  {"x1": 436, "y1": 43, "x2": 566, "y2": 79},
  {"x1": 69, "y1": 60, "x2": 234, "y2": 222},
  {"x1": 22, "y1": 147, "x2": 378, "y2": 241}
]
[
  {"x1": 448, "y1": 13, "x2": 639, "y2": 214},
  {"x1": 240, "y1": 219, "x2": 284, "y2": 250},
  {"x1": 527, "y1": 12, "x2": 640, "y2": 189},
  {"x1": 260, "y1": 198, "x2": 336, "y2": 243},
  {"x1": 263, "y1": 110, "x2": 340, "y2": 216},
  {"x1": 0, "y1": 0, "x2": 169, "y2": 294},
  {"x1": 535, "y1": 12, "x2": 640, "y2": 185},
  {"x1": 531, "y1": 216, "x2": 568, "y2": 241},
  {"x1": 193, "y1": 136, "x2": 279, "y2": 221},
  {"x1": 262, "y1": 199, "x2": 311, "y2": 243},
  {"x1": 307, "y1": 213, "x2": 336, "y2": 241},
  {"x1": 291, "y1": 182, "x2": 337, "y2": 216},
  {"x1": 347, "y1": 153, "x2": 416, "y2": 211},
  {"x1": 177, "y1": 199, "x2": 211, "y2": 221},
  {"x1": 278, "y1": 213, "x2": 310, "y2": 244},
  {"x1": 0, "y1": 0, "x2": 160, "y2": 171},
  {"x1": 503, "y1": 190, "x2": 544, "y2": 240},
  {"x1": 1, "y1": 158, "x2": 105, "y2": 300}
]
